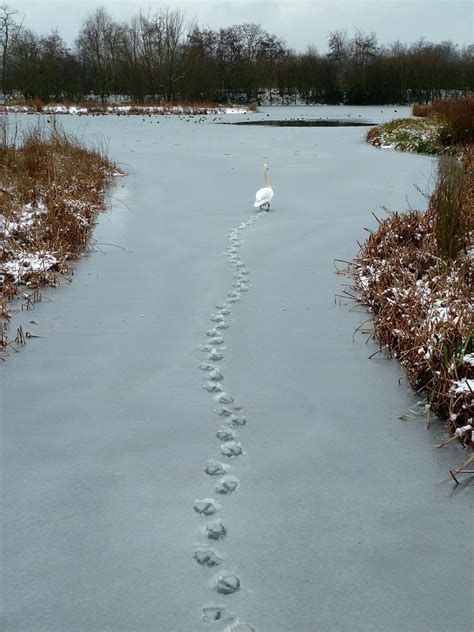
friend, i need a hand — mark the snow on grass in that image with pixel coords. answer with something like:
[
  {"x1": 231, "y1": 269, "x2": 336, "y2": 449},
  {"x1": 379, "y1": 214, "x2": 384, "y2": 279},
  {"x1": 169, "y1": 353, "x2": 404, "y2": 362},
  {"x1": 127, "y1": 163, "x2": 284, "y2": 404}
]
[
  {"x1": 451, "y1": 379, "x2": 474, "y2": 394},
  {"x1": 3, "y1": 251, "x2": 58, "y2": 282},
  {"x1": 1, "y1": 201, "x2": 48, "y2": 238},
  {"x1": 367, "y1": 117, "x2": 452, "y2": 155},
  {"x1": 348, "y1": 202, "x2": 472, "y2": 441},
  {"x1": 1, "y1": 121, "x2": 121, "y2": 348}
]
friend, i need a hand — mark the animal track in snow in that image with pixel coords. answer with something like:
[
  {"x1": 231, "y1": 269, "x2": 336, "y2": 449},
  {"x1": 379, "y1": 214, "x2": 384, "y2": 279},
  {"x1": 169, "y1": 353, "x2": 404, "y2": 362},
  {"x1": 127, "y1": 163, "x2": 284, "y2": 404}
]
[
  {"x1": 195, "y1": 211, "x2": 265, "y2": 630},
  {"x1": 221, "y1": 441, "x2": 243, "y2": 458},
  {"x1": 210, "y1": 313, "x2": 225, "y2": 322},
  {"x1": 209, "y1": 349, "x2": 224, "y2": 361},
  {"x1": 200, "y1": 363, "x2": 217, "y2": 372},
  {"x1": 216, "y1": 428, "x2": 237, "y2": 442},
  {"x1": 229, "y1": 414, "x2": 247, "y2": 427},
  {"x1": 205, "y1": 459, "x2": 229, "y2": 476},
  {"x1": 214, "y1": 572, "x2": 241, "y2": 595},
  {"x1": 194, "y1": 548, "x2": 222, "y2": 567},
  {"x1": 215, "y1": 406, "x2": 234, "y2": 417},
  {"x1": 208, "y1": 336, "x2": 224, "y2": 345},
  {"x1": 215, "y1": 475, "x2": 239, "y2": 495},
  {"x1": 194, "y1": 498, "x2": 220, "y2": 515},
  {"x1": 202, "y1": 606, "x2": 234, "y2": 623},
  {"x1": 215, "y1": 392, "x2": 234, "y2": 404},
  {"x1": 204, "y1": 382, "x2": 223, "y2": 393},
  {"x1": 208, "y1": 368, "x2": 224, "y2": 381},
  {"x1": 205, "y1": 520, "x2": 227, "y2": 541}
]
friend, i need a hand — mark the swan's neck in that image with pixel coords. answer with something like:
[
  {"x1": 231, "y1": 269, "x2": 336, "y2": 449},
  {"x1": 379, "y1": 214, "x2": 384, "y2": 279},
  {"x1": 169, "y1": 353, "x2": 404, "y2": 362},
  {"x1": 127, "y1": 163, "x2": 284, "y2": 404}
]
[{"x1": 264, "y1": 168, "x2": 270, "y2": 188}]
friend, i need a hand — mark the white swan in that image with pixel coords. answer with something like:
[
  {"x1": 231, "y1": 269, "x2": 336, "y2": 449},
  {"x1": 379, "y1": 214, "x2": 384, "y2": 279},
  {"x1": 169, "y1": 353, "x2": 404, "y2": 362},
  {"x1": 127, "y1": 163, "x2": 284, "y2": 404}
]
[{"x1": 254, "y1": 163, "x2": 274, "y2": 211}]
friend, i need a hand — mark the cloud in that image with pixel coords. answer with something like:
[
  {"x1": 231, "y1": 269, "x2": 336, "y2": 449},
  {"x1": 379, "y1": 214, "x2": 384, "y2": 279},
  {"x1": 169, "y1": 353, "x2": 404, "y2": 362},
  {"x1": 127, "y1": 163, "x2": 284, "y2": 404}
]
[{"x1": 9, "y1": 0, "x2": 474, "y2": 50}]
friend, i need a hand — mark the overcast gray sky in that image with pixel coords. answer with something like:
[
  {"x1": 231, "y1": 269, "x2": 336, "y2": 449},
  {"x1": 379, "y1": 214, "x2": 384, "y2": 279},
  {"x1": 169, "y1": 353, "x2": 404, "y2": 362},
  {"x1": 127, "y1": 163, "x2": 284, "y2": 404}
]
[{"x1": 7, "y1": 0, "x2": 474, "y2": 51}]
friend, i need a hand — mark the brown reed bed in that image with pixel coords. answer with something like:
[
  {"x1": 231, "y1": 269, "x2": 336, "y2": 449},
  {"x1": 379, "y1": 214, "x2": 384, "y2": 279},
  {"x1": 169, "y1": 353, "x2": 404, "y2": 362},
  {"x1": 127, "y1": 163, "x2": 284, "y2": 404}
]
[
  {"x1": 431, "y1": 97, "x2": 474, "y2": 146},
  {"x1": 344, "y1": 149, "x2": 473, "y2": 447},
  {"x1": 412, "y1": 103, "x2": 434, "y2": 117},
  {"x1": 1, "y1": 118, "x2": 121, "y2": 352}
]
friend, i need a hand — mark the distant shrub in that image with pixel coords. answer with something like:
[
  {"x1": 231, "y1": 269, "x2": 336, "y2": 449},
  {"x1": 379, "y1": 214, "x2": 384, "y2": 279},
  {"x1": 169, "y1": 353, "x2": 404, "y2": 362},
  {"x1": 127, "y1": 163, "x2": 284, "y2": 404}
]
[
  {"x1": 32, "y1": 96, "x2": 44, "y2": 112},
  {"x1": 432, "y1": 97, "x2": 474, "y2": 145},
  {"x1": 412, "y1": 103, "x2": 433, "y2": 117}
]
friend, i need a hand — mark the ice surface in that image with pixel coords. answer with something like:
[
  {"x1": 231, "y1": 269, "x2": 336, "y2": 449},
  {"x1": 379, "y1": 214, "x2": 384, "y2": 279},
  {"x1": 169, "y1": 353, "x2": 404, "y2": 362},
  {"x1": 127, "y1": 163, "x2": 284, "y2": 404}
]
[{"x1": 2, "y1": 106, "x2": 471, "y2": 632}]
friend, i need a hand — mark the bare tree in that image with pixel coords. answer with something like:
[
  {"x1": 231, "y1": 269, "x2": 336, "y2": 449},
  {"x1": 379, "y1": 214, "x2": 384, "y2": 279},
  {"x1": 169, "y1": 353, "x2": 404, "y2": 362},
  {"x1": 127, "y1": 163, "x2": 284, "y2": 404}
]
[
  {"x1": 162, "y1": 8, "x2": 185, "y2": 100},
  {"x1": 76, "y1": 7, "x2": 125, "y2": 101},
  {"x1": 0, "y1": 4, "x2": 22, "y2": 99}
]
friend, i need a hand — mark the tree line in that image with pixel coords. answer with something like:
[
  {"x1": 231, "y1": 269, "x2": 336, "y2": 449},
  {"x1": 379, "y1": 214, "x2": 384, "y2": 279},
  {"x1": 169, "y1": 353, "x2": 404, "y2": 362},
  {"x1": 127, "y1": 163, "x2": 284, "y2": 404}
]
[{"x1": 1, "y1": 4, "x2": 473, "y2": 105}]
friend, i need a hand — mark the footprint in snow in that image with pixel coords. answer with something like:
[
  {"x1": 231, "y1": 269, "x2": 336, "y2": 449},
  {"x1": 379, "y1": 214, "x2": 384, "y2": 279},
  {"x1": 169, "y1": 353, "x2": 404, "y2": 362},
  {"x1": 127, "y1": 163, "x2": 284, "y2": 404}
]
[
  {"x1": 201, "y1": 606, "x2": 234, "y2": 623},
  {"x1": 215, "y1": 392, "x2": 234, "y2": 404},
  {"x1": 214, "y1": 572, "x2": 240, "y2": 595},
  {"x1": 208, "y1": 368, "x2": 223, "y2": 381},
  {"x1": 215, "y1": 475, "x2": 239, "y2": 495},
  {"x1": 208, "y1": 335, "x2": 224, "y2": 345},
  {"x1": 206, "y1": 520, "x2": 227, "y2": 540},
  {"x1": 221, "y1": 441, "x2": 243, "y2": 458},
  {"x1": 205, "y1": 459, "x2": 229, "y2": 476},
  {"x1": 229, "y1": 414, "x2": 247, "y2": 427},
  {"x1": 216, "y1": 428, "x2": 236, "y2": 442},
  {"x1": 210, "y1": 313, "x2": 225, "y2": 322},
  {"x1": 204, "y1": 382, "x2": 223, "y2": 393},
  {"x1": 209, "y1": 349, "x2": 224, "y2": 361},
  {"x1": 194, "y1": 498, "x2": 220, "y2": 515},
  {"x1": 194, "y1": 548, "x2": 222, "y2": 567},
  {"x1": 200, "y1": 363, "x2": 216, "y2": 372}
]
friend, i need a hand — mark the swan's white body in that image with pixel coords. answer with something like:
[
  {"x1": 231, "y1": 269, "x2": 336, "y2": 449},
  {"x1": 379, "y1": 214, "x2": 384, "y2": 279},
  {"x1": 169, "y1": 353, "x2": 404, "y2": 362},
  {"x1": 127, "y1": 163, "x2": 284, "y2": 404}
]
[{"x1": 254, "y1": 163, "x2": 273, "y2": 211}]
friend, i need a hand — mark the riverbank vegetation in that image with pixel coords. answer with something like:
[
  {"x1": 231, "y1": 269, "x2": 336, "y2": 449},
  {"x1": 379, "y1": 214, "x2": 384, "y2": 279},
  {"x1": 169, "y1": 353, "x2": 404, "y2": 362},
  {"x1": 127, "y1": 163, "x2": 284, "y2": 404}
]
[
  {"x1": 0, "y1": 118, "x2": 120, "y2": 352},
  {"x1": 3, "y1": 99, "x2": 250, "y2": 116},
  {"x1": 350, "y1": 99, "x2": 473, "y2": 448},
  {"x1": 367, "y1": 96, "x2": 474, "y2": 154},
  {"x1": 1, "y1": 5, "x2": 473, "y2": 106}
]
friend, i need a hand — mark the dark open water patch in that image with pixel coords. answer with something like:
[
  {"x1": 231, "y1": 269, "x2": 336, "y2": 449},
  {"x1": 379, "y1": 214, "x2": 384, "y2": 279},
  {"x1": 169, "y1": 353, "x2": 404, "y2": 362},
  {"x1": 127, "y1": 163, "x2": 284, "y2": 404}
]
[{"x1": 221, "y1": 119, "x2": 376, "y2": 127}]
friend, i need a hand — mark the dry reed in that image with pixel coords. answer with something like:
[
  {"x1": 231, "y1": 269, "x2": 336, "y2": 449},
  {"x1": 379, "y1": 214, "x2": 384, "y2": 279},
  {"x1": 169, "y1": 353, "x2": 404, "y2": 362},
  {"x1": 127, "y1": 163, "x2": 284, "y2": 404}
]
[
  {"x1": 347, "y1": 150, "x2": 473, "y2": 445},
  {"x1": 1, "y1": 118, "x2": 121, "y2": 351}
]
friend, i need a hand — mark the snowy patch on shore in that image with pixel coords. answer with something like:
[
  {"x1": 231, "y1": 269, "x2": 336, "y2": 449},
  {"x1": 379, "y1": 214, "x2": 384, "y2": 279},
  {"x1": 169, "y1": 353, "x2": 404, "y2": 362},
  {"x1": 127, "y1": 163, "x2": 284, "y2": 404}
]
[
  {"x1": 5, "y1": 104, "x2": 249, "y2": 116},
  {"x1": 3, "y1": 251, "x2": 58, "y2": 282}
]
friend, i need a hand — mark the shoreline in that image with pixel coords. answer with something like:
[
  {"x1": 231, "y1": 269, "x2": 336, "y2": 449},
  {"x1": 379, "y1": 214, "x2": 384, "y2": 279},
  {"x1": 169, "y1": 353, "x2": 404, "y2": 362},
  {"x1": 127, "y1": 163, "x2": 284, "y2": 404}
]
[
  {"x1": 350, "y1": 104, "x2": 473, "y2": 453},
  {"x1": 2, "y1": 103, "x2": 251, "y2": 116},
  {"x1": 1, "y1": 121, "x2": 123, "y2": 354}
]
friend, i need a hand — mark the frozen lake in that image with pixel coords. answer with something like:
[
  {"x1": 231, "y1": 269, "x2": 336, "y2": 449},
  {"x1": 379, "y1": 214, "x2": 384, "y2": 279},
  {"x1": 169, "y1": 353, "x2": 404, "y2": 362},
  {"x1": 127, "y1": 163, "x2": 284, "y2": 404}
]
[{"x1": 2, "y1": 106, "x2": 472, "y2": 632}]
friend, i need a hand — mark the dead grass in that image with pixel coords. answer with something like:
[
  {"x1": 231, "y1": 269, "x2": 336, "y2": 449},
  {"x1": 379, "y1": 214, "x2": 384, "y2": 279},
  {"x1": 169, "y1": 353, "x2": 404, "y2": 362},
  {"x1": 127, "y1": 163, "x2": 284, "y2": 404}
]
[
  {"x1": 432, "y1": 97, "x2": 474, "y2": 146},
  {"x1": 345, "y1": 149, "x2": 473, "y2": 445},
  {"x1": 5, "y1": 98, "x2": 243, "y2": 115},
  {"x1": 1, "y1": 118, "x2": 121, "y2": 351},
  {"x1": 412, "y1": 103, "x2": 434, "y2": 117}
]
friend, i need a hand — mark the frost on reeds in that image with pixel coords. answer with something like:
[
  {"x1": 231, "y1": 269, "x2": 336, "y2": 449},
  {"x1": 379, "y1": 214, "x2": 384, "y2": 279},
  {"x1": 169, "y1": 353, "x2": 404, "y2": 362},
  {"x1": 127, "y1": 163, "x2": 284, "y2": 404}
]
[
  {"x1": 347, "y1": 151, "x2": 473, "y2": 445},
  {"x1": 0, "y1": 118, "x2": 121, "y2": 350}
]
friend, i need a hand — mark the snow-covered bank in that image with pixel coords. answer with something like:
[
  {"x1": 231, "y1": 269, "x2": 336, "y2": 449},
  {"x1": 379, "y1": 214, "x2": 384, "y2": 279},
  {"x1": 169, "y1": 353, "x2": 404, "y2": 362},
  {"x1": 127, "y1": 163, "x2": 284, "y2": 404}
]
[
  {"x1": 4, "y1": 103, "x2": 250, "y2": 116},
  {"x1": 350, "y1": 150, "x2": 473, "y2": 447},
  {"x1": 367, "y1": 117, "x2": 449, "y2": 154},
  {"x1": 1, "y1": 122, "x2": 121, "y2": 351}
]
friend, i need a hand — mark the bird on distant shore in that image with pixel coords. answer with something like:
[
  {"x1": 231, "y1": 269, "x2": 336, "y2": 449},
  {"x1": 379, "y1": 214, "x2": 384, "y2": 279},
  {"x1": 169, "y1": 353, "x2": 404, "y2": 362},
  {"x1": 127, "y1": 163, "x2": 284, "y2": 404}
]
[{"x1": 254, "y1": 163, "x2": 274, "y2": 211}]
